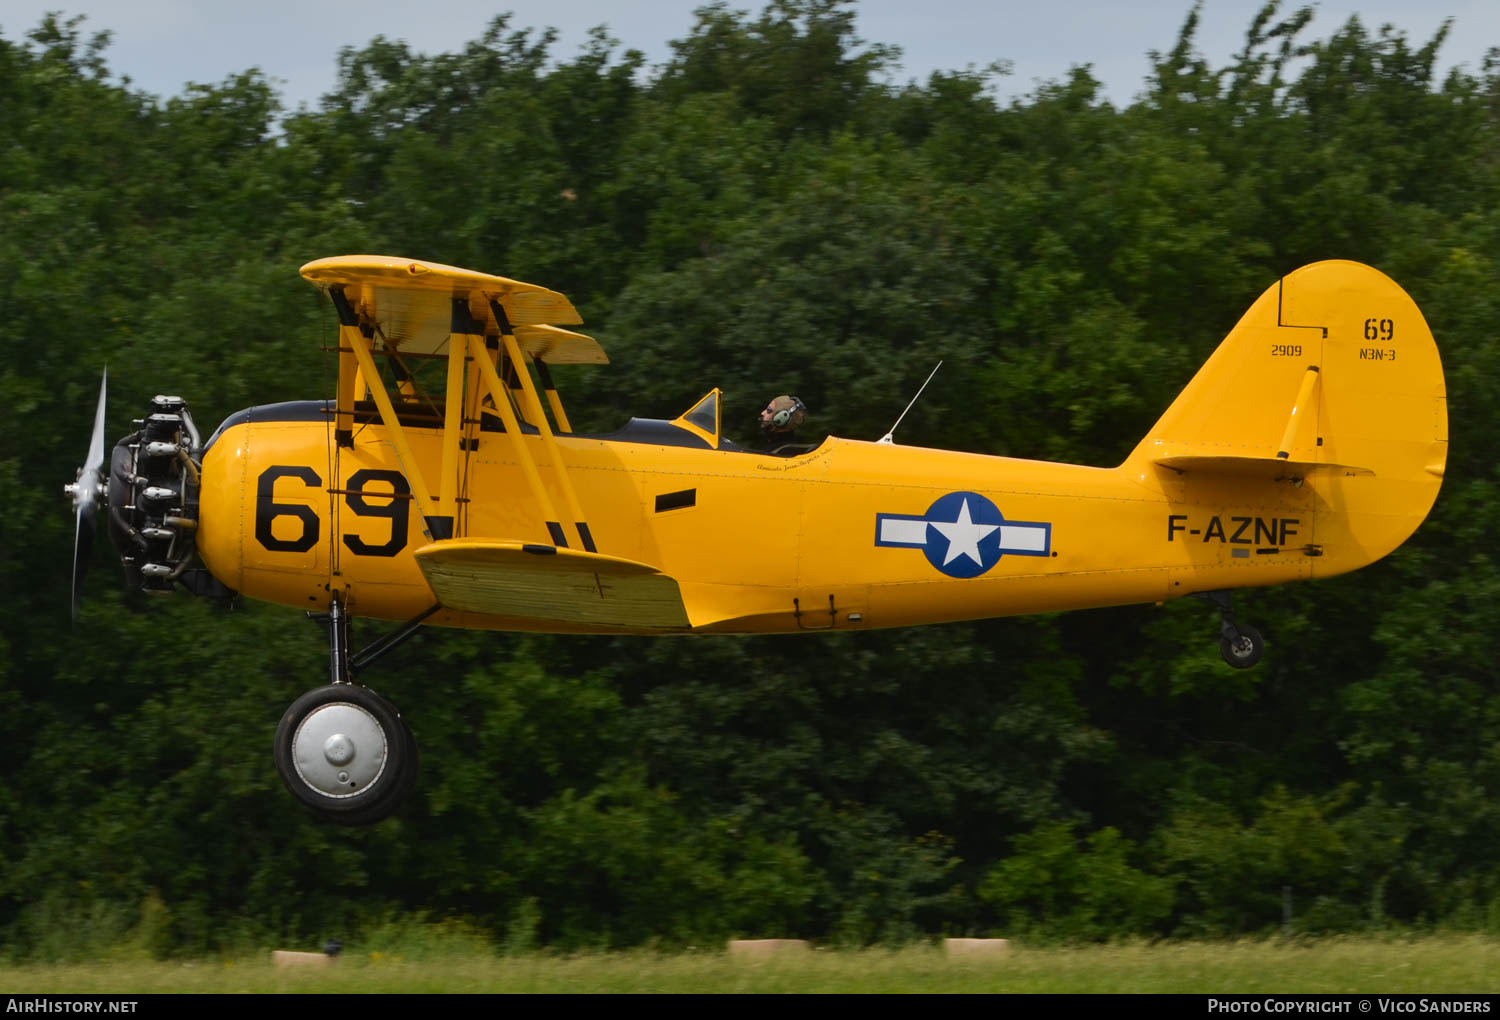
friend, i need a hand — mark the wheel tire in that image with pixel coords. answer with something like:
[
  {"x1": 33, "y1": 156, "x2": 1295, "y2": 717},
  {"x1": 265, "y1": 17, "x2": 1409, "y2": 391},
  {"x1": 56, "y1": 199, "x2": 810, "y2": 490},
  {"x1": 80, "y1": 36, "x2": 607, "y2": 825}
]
[
  {"x1": 1219, "y1": 623, "x2": 1265, "y2": 669},
  {"x1": 274, "y1": 684, "x2": 418, "y2": 826}
]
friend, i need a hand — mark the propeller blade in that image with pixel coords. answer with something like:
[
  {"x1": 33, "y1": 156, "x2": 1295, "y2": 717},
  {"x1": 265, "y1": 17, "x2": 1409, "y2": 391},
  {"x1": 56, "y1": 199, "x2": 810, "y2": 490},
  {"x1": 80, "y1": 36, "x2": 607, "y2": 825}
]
[
  {"x1": 80, "y1": 370, "x2": 107, "y2": 513},
  {"x1": 72, "y1": 504, "x2": 96, "y2": 622},
  {"x1": 69, "y1": 369, "x2": 108, "y2": 620}
]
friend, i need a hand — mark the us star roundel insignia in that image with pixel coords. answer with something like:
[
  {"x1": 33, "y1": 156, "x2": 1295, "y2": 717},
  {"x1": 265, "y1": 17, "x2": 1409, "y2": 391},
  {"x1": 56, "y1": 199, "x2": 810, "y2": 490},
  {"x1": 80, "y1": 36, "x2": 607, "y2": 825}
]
[{"x1": 874, "y1": 491, "x2": 1052, "y2": 579}]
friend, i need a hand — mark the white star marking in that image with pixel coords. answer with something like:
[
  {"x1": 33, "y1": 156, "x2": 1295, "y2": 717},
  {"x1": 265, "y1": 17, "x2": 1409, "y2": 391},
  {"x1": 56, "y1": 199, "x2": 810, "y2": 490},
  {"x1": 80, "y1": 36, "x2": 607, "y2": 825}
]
[{"x1": 930, "y1": 498, "x2": 999, "y2": 567}]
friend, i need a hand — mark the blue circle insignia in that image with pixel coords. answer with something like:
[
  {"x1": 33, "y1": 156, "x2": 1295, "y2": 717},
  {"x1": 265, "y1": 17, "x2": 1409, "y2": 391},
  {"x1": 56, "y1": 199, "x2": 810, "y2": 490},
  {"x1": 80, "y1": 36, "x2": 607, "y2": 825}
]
[{"x1": 922, "y1": 491, "x2": 1005, "y2": 579}]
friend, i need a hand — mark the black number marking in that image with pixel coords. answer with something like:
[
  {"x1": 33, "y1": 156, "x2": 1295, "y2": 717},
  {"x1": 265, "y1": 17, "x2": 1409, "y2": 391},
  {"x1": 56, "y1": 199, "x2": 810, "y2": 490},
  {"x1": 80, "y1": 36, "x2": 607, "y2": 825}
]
[
  {"x1": 255, "y1": 466, "x2": 322, "y2": 552},
  {"x1": 254, "y1": 465, "x2": 412, "y2": 557},
  {"x1": 1271, "y1": 343, "x2": 1302, "y2": 357},
  {"x1": 1364, "y1": 317, "x2": 1396, "y2": 342},
  {"x1": 341, "y1": 468, "x2": 411, "y2": 557}
]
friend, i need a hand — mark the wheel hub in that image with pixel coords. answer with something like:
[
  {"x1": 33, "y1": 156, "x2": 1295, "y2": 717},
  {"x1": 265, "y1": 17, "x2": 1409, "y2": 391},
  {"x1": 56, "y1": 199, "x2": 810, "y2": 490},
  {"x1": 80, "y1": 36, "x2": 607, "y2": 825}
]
[
  {"x1": 291, "y1": 700, "x2": 388, "y2": 798},
  {"x1": 323, "y1": 733, "x2": 356, "y2": 766}
]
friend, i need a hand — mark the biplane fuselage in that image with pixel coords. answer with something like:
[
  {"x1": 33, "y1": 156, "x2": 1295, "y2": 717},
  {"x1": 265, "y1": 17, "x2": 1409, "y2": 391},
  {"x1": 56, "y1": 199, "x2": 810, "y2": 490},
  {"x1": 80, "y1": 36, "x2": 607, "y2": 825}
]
[
  {"x1": 194, "y1": 409, "x2": 1357, "y2": 634},
  {"x1": 180, "y1": 256, "x2": 1445, "y2": 639}
]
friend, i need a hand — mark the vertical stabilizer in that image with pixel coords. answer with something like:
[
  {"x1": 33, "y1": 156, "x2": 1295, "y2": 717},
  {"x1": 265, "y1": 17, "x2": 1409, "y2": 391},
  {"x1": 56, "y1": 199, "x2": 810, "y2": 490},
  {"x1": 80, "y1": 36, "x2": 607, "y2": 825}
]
[{"x1": 1129, "y1": 261, "x2": 1446, "y2": 577}]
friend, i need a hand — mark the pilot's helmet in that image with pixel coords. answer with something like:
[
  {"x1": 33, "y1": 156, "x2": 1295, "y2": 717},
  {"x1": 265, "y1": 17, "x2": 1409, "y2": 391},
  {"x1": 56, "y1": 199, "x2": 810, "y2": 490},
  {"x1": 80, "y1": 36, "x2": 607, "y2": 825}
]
[{"x1": 760, "y1": 395, "x2": 806, "y2": 433}]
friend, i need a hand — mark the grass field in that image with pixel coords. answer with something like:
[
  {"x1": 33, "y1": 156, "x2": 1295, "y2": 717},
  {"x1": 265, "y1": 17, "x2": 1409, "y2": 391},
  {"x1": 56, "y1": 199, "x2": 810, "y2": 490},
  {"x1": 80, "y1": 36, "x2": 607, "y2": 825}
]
[{"x1": 2, "y1": 936, "x2": 1499, "y2": 993}]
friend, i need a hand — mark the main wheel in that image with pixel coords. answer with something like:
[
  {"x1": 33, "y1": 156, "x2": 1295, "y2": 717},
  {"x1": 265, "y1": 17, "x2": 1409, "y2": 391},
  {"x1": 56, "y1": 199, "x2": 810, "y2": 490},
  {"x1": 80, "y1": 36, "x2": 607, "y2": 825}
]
[
  {"x1": 274, "y1": 684, "x2": 418, "y2": 825},
  {"x1": 1219, "y1": 623, "x2": 1265, "y2": 670}
]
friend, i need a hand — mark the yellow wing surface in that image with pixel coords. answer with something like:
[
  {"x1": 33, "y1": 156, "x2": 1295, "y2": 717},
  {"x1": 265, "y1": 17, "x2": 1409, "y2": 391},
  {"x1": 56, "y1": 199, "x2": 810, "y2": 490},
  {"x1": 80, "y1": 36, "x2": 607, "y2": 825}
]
[
  {"x1": 413, "y1": 540, "x2": 690, "y2": 630},
  {"x1": 299, "y1": 255, "x2": 603, "y2": 361}
]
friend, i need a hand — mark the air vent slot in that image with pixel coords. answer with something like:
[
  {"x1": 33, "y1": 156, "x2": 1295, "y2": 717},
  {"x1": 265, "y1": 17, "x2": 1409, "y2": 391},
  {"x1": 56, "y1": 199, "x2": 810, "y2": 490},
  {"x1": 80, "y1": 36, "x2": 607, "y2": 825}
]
[{"x1": 654, "y1": 489, "x2": 696, "y2": 513}]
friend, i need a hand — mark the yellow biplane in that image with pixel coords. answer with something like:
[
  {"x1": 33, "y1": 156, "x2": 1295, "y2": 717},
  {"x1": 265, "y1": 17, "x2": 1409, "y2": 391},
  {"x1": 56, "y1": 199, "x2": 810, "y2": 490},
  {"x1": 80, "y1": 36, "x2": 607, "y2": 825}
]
[{"x1": 64, "y1": 256, "x2": 1447, "y2": 824}]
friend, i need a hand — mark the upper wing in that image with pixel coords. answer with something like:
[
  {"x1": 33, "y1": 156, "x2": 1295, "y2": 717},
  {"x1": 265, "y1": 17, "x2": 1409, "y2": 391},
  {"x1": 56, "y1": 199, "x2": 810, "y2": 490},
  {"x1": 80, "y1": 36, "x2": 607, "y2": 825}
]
[
  {"x1": 299, "y1": 255, "x2": 591, "y2": 356},
  {"x1": 513, "y1": 324, "x2": 608, "y2": 366}
]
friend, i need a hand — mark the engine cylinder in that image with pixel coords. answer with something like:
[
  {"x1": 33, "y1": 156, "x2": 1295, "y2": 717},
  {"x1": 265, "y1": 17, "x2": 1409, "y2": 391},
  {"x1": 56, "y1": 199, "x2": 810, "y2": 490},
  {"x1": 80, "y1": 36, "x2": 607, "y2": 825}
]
[{"x1": 107, "y1": 399, "x2": 203, "y2": 593}]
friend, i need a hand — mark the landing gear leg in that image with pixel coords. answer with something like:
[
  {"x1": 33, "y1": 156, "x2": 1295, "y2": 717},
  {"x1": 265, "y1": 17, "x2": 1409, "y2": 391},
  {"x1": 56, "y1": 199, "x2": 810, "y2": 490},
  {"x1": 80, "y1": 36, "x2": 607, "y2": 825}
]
[
  {"x1": 328, "y1": 589, "x2": 351, "y2": 685},
  {"x1": 272, "y1": 592, "x2": 423, "y2": 825},
  {"x1": 1198, "y1": 590, "x2": 1265, "y2": 669}
]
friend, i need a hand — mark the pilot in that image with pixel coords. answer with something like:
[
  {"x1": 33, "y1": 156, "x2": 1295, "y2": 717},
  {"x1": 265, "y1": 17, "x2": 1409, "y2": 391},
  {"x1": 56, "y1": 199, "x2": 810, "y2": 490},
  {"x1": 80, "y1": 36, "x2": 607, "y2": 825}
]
[{"x1": 758, "y1": 394, "x2": 806, "y2": 452}]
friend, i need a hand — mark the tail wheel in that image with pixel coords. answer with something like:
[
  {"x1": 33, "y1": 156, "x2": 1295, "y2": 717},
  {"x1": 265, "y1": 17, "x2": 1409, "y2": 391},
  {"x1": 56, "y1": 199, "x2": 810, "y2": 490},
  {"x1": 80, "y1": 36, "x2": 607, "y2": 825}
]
[
  {"x1": 1219, "y1": 623, "x2": 1265, "y2": 670},
  {"x1": 274, "y1": 684, "x2": 419, "y2": 826}
]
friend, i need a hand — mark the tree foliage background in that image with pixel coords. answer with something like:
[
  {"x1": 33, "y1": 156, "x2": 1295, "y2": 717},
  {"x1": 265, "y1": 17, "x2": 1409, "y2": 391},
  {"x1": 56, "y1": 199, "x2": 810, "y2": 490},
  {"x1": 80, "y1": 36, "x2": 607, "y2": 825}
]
[{"x1": 3, "y1": 0, "x2": 1500, "y2": 954}]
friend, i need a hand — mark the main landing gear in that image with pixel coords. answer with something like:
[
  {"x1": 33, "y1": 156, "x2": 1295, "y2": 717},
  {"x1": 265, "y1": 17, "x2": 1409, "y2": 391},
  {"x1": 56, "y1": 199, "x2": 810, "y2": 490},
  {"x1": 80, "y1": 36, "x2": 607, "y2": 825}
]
[
  {"x1": 273, "y1": 594, "x2": 437, "y2": 825},
  {"x1": 1198, "y1": 590, "x2": 1265, "y2": 670}
]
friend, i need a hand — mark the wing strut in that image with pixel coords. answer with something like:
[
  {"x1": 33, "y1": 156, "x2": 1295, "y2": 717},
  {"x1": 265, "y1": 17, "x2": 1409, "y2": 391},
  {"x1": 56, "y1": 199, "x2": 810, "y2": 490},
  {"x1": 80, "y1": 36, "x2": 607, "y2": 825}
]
[
  {"x1": 335, "y1": 298, "x2": 449, "y2": 540},
  {"x1": 464, "y1": 325, "x2": 573, "y2": 549},
  {"x1": 491, "y1": 300, "x2": 597, "y2": 552},
  {"x1": 335, "y1": 333, "x2": 358, "y2": 449},
  {"x1": 533, "y1": 358, "x2": 572, "y2": 432},
  {"x1": 438, "y1": 303, "x2": 468, "y2": 538}
]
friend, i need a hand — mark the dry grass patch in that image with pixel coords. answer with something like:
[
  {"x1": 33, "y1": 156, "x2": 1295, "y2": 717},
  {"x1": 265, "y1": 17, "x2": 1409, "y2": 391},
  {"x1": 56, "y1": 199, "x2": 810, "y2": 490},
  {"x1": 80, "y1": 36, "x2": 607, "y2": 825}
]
[{"x1": 1, "y1": 936, "x2": 1497, "y2": 994}]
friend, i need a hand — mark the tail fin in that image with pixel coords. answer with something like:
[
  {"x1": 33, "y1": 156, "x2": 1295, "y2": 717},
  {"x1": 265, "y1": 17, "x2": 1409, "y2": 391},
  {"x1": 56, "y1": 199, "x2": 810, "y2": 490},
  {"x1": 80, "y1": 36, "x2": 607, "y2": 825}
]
[{"x1": 1129, "y1": 260, "x2": 1447, "y2": 575}]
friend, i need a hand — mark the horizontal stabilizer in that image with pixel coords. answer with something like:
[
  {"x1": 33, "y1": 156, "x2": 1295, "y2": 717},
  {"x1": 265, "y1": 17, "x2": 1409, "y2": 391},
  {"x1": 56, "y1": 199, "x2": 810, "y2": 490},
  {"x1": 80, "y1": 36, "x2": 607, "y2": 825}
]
[
  {"x1": 414, "y1": 540, "x2": 690, "y2": 630},
  {"x1": 1152, "y1": 453, "x2": 1375, "y2": 478}
]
